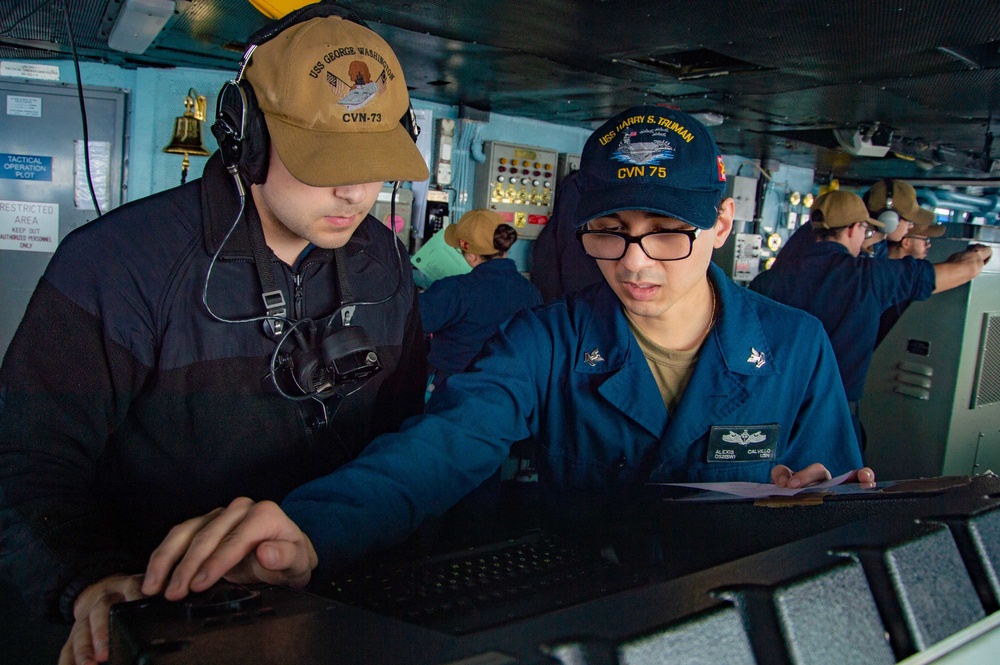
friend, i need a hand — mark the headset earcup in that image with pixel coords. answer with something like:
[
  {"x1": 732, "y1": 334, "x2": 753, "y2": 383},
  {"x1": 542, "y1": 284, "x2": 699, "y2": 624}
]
[
  {"x1": 238, "y1": 81, "x2": 271, "y2": 184},
  {"x1": 211, "y1": 81, "x2": 245, "y2": 172},
  {"x1": 877, "y1": 209, "x2": 900, "y2": 234}
]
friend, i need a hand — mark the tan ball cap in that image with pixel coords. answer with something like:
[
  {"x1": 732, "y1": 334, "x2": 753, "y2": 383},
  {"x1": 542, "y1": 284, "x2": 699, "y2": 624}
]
[
  {"x1": 811, "y1": 190, "x2": 884, "y2": 229},
  {"x1": 444, "y1": 209, "x2": 506, "y2": 256},
  {"x1": 907, "y1": 222, "x2": 946, "y2": 238},
  {"x1": 244, "y1": 16, "x2": 429, "y2": 187},
  {"x1": 866, "y1": 179, "x2": 934, "y2": 225}
]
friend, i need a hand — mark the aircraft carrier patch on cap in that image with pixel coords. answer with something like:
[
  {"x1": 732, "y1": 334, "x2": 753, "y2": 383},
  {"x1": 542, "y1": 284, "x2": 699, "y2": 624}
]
[{"x1": 707, "y1": 424, "x2": 779, "y2": 462}]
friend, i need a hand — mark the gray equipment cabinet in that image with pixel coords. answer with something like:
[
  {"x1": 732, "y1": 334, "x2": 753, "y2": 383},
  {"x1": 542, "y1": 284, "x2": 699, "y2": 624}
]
[{"x1": 862, "y1": 231, "x2": 1000, "y2": 480}]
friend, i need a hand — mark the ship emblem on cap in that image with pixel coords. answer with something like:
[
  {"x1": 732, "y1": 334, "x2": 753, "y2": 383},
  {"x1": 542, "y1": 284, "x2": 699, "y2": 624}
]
[
  {"x1": 584, "y1": 348, "x2": 605, "y2": 367},
  {"x1": 747, "y1": 348, "x2": 766, "y2": 368},
  {"x1": 613, "y1": 129, "x2": 675, "y2": 166},
  {"x1": 327, "y1": 61, "x2": 387, "y2": 111}
]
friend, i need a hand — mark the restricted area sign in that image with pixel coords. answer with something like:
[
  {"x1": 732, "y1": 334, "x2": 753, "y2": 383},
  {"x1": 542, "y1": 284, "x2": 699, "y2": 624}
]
[{"x1": 0, "y1": 199, "x2": 59, "y2": 253}]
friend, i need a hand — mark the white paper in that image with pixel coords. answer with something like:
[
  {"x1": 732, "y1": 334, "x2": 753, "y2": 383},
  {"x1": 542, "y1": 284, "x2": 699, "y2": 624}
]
[{"x1": 661, "y1": 470, "x2": 856, "y2": 498}]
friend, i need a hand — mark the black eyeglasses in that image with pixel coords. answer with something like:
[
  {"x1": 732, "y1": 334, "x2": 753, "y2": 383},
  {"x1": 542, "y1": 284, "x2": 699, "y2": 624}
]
[
  {"x1": 908, "y1": 235, "x2": 931, "y2": 242},
  {"x1": 576, "y1": 228, "x2": 702, "y2": 261},
  {"x1": 859, "y1": 222, "x2": 876, "y2": 239}
]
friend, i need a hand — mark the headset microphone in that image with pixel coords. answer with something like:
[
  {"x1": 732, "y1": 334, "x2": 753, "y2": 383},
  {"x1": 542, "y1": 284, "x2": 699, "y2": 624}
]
[{"x1": 277, "y1": 311, "x2": 382, "y2": 399}]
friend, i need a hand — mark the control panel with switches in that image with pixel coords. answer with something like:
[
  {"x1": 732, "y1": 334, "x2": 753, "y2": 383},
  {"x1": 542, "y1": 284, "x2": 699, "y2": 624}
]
[{"x1": 473, "y1": 141, "x2": 559, "y2": 239}]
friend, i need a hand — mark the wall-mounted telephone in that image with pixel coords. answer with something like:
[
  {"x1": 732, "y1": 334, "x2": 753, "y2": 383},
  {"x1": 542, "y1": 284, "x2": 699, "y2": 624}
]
[{"x1": 425, "y1": 189, "x2": 450, "y2": 239}]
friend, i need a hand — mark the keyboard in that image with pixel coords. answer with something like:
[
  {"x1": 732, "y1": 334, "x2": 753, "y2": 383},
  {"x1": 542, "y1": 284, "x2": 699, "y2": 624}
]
[{"x1": 323, "y1": 530, "x2": 648, "y2": 634}]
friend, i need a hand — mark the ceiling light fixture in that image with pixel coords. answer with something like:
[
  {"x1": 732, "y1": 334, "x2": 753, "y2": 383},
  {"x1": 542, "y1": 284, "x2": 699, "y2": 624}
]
[
  {"x1": 832, "y1": 123, "x2": 892, "y2": 158},
  {"x1": 108, "y1": 0, "x2": 177, "y2": 54}
]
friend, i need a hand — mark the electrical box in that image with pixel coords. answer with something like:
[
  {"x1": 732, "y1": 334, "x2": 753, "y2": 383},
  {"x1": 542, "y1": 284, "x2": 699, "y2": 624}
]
[
  {"x1": 434, "y1": 119, "x2": 455, "y2": 187},
  {"x1": 725, "y1": 174, "x2": 758, "y2": 222},
  {"x1": 556, "y1": 153, "x2": 581, "y2": 186},
  {"x1": 712, "y1": 232, "x2": 762, "y2": 283},
  {"x1": 473, "y1": 141, "x2": 558, "y2": 239},
  {"x1": 372, "y1": 185, "x2": 413, "y2": 248}
]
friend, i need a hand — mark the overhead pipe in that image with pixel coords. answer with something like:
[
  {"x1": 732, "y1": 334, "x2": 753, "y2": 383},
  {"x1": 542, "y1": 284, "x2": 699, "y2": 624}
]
[
  {"x1": 917, "y1": 189, "x2": 985, "y2": 213},
  {"x1": 920, "y1": 189, "x2": 1000, "y2": 210},
  {"x1": 932, "y1": 190, "x2": 999, "y2": 211}
]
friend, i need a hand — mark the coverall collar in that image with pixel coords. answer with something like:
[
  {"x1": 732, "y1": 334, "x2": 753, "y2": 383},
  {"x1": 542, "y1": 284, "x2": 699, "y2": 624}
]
[{"x1": 574, "y1": 263, "x2": 779, "y2": 441}]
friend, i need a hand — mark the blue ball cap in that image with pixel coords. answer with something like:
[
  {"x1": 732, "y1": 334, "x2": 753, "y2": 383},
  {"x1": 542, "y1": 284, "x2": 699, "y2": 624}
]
[{"x1": 575, "y1": 106, "x2": 728, "y2": 230}]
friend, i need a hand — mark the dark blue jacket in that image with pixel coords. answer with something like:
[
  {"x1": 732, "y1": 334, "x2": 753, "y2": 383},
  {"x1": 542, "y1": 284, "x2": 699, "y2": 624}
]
[
  {"x1": 749, "y1": 242, "x2": 935, "y2": 400},
  {"x1": 0, "y1": 154, "x2": 426, "y2": 619},
  {"x1": 420, "y1": 258, "x2": 542, "y2": 376},
  {"x1": 776, "y1": 221, "x2": 887, "y2": 264},
  {"x1": 530, "y1": 170, "x2": 603, "y2": 301},
  {"x1": 773, "y1": 221, "x2": 816, "y2": 265},
  {"x1": 284, "y1": 264, "x2": 861, "y2": 577}
]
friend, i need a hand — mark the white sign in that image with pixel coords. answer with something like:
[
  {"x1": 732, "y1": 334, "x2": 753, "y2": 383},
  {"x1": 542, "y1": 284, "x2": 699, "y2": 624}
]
[
  {"x1": 0, "y1": 200, "x2": 59, "y2": 253},
  {"x1": 1, "y1": 61, "x2": 60, "y2": 81},
  {"x1": 6, "y1": 95, "x2": 41, "y2": 118}
]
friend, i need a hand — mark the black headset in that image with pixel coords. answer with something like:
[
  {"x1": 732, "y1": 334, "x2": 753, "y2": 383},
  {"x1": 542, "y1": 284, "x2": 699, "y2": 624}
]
[
  {"x1": 870, "y1": 178, "x2": 901, "y2": 234},
  {"x1": 211, "y1": 2, "x2": 419, "y2": 187},
  {"x1": 204, "y1": 3, "x2": 419, "y2": 408}
]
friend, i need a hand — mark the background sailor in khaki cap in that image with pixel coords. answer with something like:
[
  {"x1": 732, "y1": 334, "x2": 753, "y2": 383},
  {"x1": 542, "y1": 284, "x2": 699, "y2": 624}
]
[
  {"x1": 887, "y1": 222, "x2": 946, "y2": 260},
  {"x1": 750, "y1": 190, "x2": 991, "y2": 449},
  {"x1": 420, "y1": 209, "x2": 542, "y2": 392},
  {"x1": 862, "y1": 178, "x2": 933, "y2": 258}
]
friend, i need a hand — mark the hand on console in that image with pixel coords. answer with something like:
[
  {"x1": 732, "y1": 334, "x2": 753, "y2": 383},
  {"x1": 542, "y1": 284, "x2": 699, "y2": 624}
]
[
  {"x1": 59, "y1": 573, "x2": 145, "y2": 665},
  {"x1": 141, "y1": 497, "x2": 318, "y2": 602}
]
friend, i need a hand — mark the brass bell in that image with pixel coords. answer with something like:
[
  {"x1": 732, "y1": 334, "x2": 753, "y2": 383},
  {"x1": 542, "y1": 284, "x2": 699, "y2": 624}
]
[{"x1": 163, "y1": 89, "x2": 211, "y2": 184}]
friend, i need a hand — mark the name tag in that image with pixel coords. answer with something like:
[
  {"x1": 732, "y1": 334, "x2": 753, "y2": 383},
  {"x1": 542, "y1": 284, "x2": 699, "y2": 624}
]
[{"x1": 707, "y1": 424, "x2": 779, "y2": 462}]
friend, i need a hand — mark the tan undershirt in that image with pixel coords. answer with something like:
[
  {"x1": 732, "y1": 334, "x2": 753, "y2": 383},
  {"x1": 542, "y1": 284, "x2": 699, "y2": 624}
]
[{"x1": 625, "y1": 309, "x2": 703, "y2": 414}]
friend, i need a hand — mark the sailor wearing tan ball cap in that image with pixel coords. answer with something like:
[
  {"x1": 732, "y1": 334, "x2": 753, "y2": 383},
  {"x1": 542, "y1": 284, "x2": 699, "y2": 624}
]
[
  {"x1": 750, "y1": 189, "x2": 991, "y2": 447},
  {"x1": 0, "y1": 6, "x2": 432, "y2": 665}
]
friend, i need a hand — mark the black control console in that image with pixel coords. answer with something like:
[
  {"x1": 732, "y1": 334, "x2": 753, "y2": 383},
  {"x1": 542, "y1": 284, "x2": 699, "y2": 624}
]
[
  {"x1": 108, "y1": 582, "x2": 336, "y2": 665},
  {"x1": 108, "y1": 474, "x2": 1000, "y2": 665}
]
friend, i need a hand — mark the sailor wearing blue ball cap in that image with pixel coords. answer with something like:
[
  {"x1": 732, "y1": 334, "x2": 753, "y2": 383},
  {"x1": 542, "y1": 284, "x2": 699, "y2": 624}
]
[{"x1": 142, "y1": 106, "x2": 874, "y2": 593}]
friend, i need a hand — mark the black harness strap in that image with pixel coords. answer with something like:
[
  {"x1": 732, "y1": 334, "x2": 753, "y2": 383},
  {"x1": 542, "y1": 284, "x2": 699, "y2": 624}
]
[{"x1": 245, "y1": 203, "x2": 286, "y2": 337}]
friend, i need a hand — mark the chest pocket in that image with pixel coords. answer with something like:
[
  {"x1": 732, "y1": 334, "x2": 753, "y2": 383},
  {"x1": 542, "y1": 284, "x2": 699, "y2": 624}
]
[
  {"x1": 682, "y1": 460, "x2": 774, "y2": 484},
  {"x1": 538, "y1": 429, "x2": 662, "y2": 491}
]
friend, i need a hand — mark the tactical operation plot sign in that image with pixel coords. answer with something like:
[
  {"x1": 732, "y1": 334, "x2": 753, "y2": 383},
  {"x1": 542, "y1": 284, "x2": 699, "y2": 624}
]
[
  {"x1": 0, "y1": 200, "x2": 59, "y2": 252},
  {"x1": 0, "y1": 153, "x2": 52, "y2": 181}
]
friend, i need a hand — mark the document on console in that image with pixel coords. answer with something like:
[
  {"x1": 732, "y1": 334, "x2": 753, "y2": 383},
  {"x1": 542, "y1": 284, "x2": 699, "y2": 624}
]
[{"x1": 660, "y1": 471, "x2": 856, "y2": 499}]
